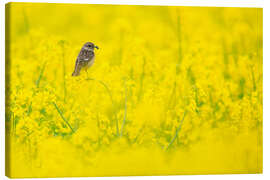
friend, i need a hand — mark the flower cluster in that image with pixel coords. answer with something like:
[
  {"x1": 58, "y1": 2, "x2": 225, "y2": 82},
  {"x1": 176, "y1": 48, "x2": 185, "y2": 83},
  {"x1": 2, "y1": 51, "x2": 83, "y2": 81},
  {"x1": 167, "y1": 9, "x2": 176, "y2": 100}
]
[{"x1": 6, "y1": 3, "x2": 262, "y2": 177}]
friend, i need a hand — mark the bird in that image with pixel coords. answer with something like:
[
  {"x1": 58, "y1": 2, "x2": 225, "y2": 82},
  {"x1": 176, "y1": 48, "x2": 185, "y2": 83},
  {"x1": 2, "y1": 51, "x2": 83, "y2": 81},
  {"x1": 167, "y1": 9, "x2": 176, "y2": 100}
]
[{"x1": 72, "y1": 42, "x2": 99, "y2": 76}]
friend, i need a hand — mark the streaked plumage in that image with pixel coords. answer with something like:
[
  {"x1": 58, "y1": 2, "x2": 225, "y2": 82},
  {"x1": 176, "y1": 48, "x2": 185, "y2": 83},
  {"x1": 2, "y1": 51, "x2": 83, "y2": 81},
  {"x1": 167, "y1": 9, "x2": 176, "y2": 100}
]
[{"x1": 72, "y1": 42, "x2": 99, "y2": 76}]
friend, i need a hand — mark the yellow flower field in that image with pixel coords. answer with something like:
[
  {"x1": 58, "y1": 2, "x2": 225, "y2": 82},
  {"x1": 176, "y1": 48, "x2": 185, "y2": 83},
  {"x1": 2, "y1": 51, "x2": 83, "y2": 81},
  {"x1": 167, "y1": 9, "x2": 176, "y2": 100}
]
[{"x1": 5, "y1": 3, "x2": 262, "y2": 178}]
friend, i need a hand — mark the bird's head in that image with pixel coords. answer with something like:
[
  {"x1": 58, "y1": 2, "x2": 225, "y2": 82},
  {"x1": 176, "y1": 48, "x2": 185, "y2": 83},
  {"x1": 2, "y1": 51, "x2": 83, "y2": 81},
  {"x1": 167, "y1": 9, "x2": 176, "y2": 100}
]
[{"x1": 84, "y1": 42, "x2": 99, "y2": 51}]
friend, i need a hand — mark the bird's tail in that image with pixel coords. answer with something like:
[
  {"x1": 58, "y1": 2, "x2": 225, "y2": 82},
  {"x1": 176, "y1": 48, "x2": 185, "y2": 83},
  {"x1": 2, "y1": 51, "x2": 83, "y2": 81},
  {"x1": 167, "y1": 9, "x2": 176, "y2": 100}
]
[
  {"x1": 72, "y1": 68, "x2": 80, "y2": 76},
  {"x1": 72, "y1": 72, "x2": 78, "y2": 76},
  {"x1": 72, "y1": 64, "x2": 81, "y2": 76}
]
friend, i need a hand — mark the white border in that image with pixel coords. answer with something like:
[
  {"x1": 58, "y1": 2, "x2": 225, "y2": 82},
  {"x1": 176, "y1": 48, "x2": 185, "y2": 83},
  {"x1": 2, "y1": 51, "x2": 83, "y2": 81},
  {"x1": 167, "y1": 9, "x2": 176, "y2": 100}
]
[
  {"x1": 1, "y1": 0, "x2": 268, "y2": 180},
  {"x1": 0, "y1": 0, "x2": 265, "y2": 7}
]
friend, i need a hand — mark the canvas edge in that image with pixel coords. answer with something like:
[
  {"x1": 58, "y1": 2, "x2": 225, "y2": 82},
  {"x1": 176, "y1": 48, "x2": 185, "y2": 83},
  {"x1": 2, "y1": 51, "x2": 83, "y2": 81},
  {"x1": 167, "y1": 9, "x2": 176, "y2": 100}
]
[
  {"x1": 2, "y1": 3, "x2": 264, "y2": 177},
  {"x1": 5, "y1": 2, "x2": 11, "y2": 178}
]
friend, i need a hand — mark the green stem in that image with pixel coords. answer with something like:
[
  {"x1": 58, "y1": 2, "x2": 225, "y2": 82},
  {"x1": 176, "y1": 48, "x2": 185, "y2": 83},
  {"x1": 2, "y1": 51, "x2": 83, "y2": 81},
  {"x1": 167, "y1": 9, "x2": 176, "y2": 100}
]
[
  {"x1": 120, "y1": 80, "x2": 127, "y2": 137},
  {"x1": 137, "y1": 58, "x2": 146, "y2": 101},
  {"x1": 53, "y1": 102, "x2": 74, "y2": 133},
  {"x1": 86, "y1": 78, "x2": 119, "y2": 136},
  {"x1": 36, "y1": 61, "x2": 47, "y2": 88},
  {"x1": 250, "y1": 65, "x2": 256, "y2": 91},
  {"x1": 166, "y1": 111, "x2": 187, "y2": 151},
  {"x1": 12, "y1": 112, "x2": 15, "y2": 136},
  {"x1": 133, "y1": 124, "x2": 146, "y2": 144},
  {"x1": 86, "y1": 78, "x2": 113, "y2": 103}
]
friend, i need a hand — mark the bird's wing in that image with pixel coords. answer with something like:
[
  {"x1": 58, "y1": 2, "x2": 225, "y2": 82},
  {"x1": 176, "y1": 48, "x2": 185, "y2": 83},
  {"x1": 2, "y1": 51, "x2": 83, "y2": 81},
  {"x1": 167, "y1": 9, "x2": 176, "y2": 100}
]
[
  {"x1": 72, "y1": 50, "x2": 95, "y2": 76},
  {"x1": 78, "y1": 49, "x2": 94, "y2": 62},
  {"x1": 72, "y1": 58, "x2": 82, "y2": 76}
]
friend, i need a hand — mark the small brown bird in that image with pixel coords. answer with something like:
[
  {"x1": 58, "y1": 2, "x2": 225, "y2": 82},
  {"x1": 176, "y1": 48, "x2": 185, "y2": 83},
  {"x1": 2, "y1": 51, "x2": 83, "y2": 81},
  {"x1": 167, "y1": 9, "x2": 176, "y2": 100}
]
[{"x1": 72, "y1": 42, "x2": 99, "y2": 76}]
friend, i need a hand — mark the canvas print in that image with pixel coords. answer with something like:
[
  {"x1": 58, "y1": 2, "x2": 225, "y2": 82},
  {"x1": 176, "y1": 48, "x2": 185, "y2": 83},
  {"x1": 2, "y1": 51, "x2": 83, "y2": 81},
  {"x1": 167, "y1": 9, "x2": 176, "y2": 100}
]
[{"x1": 5, "y1": 3, "x2": 262, "y2": 178}]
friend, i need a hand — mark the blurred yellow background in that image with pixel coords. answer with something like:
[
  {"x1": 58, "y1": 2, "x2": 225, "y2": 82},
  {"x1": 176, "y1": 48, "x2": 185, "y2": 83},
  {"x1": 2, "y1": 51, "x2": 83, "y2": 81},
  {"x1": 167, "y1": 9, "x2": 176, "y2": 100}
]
[{"x1": 6, "y1": 3, "x2": 262, "y2": 178}]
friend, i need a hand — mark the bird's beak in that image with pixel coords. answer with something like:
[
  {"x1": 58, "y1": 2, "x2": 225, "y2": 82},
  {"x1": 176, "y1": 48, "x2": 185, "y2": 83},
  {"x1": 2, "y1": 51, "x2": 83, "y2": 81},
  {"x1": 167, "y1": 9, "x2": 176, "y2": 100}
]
[{"x1": 95, "y1": 46, "x2": 99, "y2": 49}]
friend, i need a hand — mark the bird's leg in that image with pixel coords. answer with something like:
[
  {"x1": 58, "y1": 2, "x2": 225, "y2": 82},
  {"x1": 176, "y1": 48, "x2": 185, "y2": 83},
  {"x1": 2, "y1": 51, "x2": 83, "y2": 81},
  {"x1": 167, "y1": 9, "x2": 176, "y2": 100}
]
[{"x1": 85, "y1": 68, "x2": 89, "y2": 78}]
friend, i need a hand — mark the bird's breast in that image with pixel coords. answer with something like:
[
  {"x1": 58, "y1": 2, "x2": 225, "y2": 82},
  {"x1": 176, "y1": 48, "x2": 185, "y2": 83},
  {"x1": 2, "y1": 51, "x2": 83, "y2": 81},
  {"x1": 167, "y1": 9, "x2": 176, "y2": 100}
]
[{"x1": 87, "y1": 56, "x2": 95, "y2": 68}]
